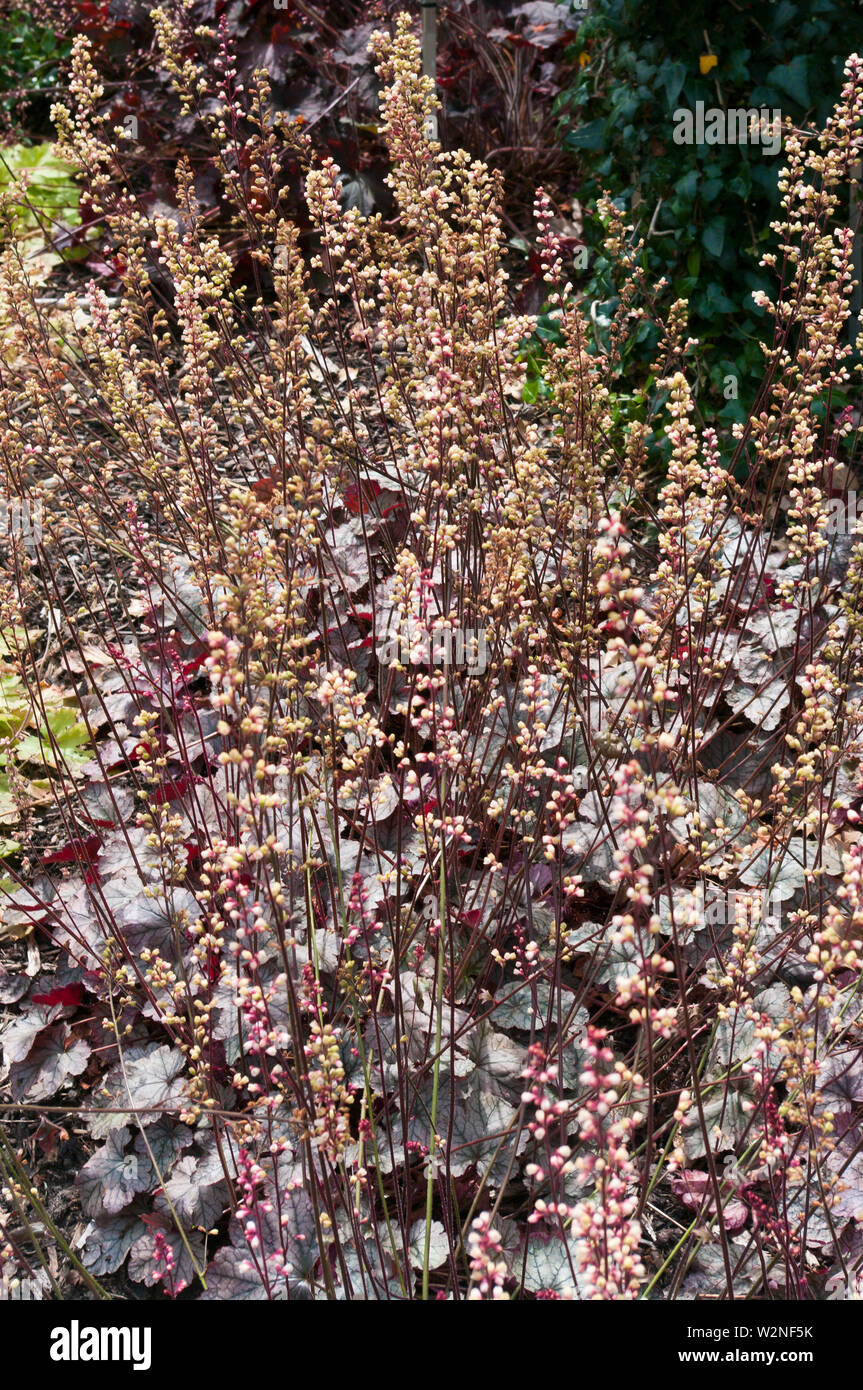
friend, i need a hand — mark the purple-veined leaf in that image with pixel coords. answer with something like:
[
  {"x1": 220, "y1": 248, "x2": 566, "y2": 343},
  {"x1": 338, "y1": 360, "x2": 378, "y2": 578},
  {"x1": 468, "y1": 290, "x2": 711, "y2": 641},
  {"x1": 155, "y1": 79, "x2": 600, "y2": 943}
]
[
  {"x1": 9, "y1": 1023, "x2": 90, "y2": 1101},
  {"x1": 408, "y1": 1219, "x2": 449, "y2": 1271},
  {"x1": 80, "y1": 1212, "x2": 147, "y2": 1276},
  {"x1": 163, "y1": 1154, "x2": 229, "y2": 1228},
  {"x1": 76, "y1": 1127, "x2": 153, "y2": 1215},
  {"x1": 87, "y1": 1044, "x2": 188, "y2": 1136},
  {"x1": 199, "y1": 1245, "x2": 300, "y2": 1300},
  {"x1": 134, "y1": 1118, "x2": 194, "y2": 1172},
  {"x1": 1, "y1": 1003, "x2": 62, "y2": 1064},
  {"x1": 520, "y1": 1232, "x2": 582, "y2": 1297},
  {"x1": 127, "y1": 1215, "x2": 205, "y2": 1291}
]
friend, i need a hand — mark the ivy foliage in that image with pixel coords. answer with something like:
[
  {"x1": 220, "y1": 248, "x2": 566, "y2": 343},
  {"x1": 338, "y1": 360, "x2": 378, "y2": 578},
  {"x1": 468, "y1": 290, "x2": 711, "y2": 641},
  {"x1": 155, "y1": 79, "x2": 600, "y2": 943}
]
[
  {"x1": 0, "y1": 7, "x2": 70, "y2": 134},
  {"x1": 559, "y1": 0, "x2": 863, "y2": 425}
]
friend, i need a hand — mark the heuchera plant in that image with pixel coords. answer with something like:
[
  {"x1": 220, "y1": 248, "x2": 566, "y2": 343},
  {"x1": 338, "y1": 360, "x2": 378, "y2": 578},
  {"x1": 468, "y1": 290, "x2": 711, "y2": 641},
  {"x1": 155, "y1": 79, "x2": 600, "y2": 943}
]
[{"x1": 0, "y1": 7, "x2": 862, "y2": 1301}]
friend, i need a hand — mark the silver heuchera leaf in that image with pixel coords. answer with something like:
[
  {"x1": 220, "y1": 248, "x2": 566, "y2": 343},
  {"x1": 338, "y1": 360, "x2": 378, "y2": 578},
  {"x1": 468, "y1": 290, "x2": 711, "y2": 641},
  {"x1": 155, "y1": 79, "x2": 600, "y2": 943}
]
[
  {"x1": 9, "y1": 1024, "x2": 90, "y2": 1101},
  {"x1": 163, "y1": 1154, "x2": 229, "y2": 1229},
  {"x1": 322, "y1": 520, "x2": 370, "y2": 595},
  {"x1": 520, "y1": 1233, "x2": 583, "y2": 1297},
  {"x1": 1, "y1": 1003, "x2": 62, "y2": 1064},
  {"x1": 490, "y1": 979, "x2": 552, "y2": 1030},
  {"x1": 559, "y1": 822, "x2": 617, "y2": 884},
  {"x1": 331, "y1": 1241, "x2": 404, "y2": 1300},
  {"x1": 127, "y1": 1219, "x2": 205, "y2": 1291},
  {"x1": 564, "y1": 919, "x2": 639, "y2": 990},
  {"x1": 739, "y1": 836, "x2": 842, "y2": 898},
  {"x1": 747, "y1": 608, "x2": 801, "y2": 652},
  {"x1": 706, "y1": 991, "x2": 789, "y2": 1080},
  {"x1": 460, "y1": 1020, "x2": 526, "y2": 1086},
  {"x1": 87, "y1": 1044, "x2": 188, "y2": 1136},
  {"x1": 823, "y1": 1149, "x2": 863, "y2": 1229},
  {"x1": 376, "y1": 1074, "x2": 523, "y2": 1184},
  {"x1": 199, "y1": 1245, "x2": 297, "y2": 1300},
  {"x1": 80, "y1": 1213, "x2": 147, "y2": 1276},
  {"x1": 682, "y1": 1089, "x2": 757, "y2": 1159},
  {"x1": 154, "y1": 555, "x2": 210, "y2": 639},
  {"x1": 96, "y1": 825, "x2": 170, "y2": 881},
  {"x1": 408, "y1": 1219, "x2": 449, "y2": 1271},
  {"x1": 278, "y1": 1185, "x2": 320, "y2": 1278},
  {"x1": 199, "y1": 1173, "x2": 321, "y2": 1299},
  {"x1": 678, "y1": 1242, "x2": 778, "y2": 1299},
  {"x1": 76, "y1": 1127, "x2": 153, "y2": 1216},
  {"x1": 817, "y1": 1049, "x2": 863, "y2": 1110},
  {"x1": 558, "y1": 1017, "x2": 591, "y2": 1090},
  {"x1": 133, "y1": 1118, "x2": 193, "y2": 1173},
  {"x1": 725, "y1": 678, "x2": 789, "y2": 732}
]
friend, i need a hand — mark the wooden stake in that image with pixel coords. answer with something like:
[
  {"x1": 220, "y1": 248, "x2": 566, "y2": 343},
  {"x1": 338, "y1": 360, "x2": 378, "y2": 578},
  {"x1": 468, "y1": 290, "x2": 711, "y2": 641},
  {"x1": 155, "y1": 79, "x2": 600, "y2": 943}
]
[
  {"x1": 851, "y1": 150, "x2": 862, "y2": 352},
  {"x1": 420, "y1": 1, "x2": 438, "y2": 142}
]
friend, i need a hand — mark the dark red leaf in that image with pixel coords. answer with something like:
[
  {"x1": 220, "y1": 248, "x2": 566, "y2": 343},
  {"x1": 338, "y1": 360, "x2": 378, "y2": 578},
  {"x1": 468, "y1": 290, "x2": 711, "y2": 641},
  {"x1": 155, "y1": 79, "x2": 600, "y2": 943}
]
[
  {"x1": 344, "y1": 481, "x2": 381, "y2": 514},
  {"x1": 181, "y1": 653, "x2": 208, "y2": 678},
  {"x1": 31, "y1": 982, "x2": 85, "y2": 1008},
  {"x1": 150, "y1": 775, "x2": 194, "y2": 805},
  {"x1": 41, "y1": 836, "x2": 101, "y2": 866},
  {"x1": 250, "y1": 474, "x2": 279, "y2": 500}
]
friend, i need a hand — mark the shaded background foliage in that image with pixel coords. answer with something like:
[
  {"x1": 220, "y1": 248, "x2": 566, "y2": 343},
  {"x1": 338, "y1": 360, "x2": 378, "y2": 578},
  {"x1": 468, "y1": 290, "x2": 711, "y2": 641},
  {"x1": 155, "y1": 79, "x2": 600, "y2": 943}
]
[
  {"x1": 0, "y1": 0, "x2": 580, "y2": 287},
  {"x1": 561, "y1": 0, "x2": 863, "y2": 427}
]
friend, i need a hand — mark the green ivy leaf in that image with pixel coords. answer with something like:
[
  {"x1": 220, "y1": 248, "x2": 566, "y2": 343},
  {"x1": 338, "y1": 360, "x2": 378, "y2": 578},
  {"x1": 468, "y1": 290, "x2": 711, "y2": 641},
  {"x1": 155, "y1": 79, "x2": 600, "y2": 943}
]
[
  {"x1": 766, "y1": 55, "x2": 811, "y2": 107},
  {"x1": 702, "y1": 219, "x2": 726, "y2": 258},
  {"x1": 563, "y1": 118, "x2": 607, "y2": 152}
]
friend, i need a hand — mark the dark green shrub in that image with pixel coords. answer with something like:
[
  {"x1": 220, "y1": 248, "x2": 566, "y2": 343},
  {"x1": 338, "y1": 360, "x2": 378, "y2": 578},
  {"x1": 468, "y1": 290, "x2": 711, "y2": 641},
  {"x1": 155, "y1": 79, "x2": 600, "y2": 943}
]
[
  {"x1": 0, "y1": 6, "x2": 70, "y2": 135},
  {"x1": 559, "y1": 0, "x2": 863, "y2": 432}
]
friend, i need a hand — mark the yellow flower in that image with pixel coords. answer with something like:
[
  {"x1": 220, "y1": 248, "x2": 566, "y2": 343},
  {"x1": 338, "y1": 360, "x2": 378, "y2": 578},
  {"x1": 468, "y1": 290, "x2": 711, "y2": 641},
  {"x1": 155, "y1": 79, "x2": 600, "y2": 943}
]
[{"x1": 699, "y1": 53, "x2": 718, "y2": 75}]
